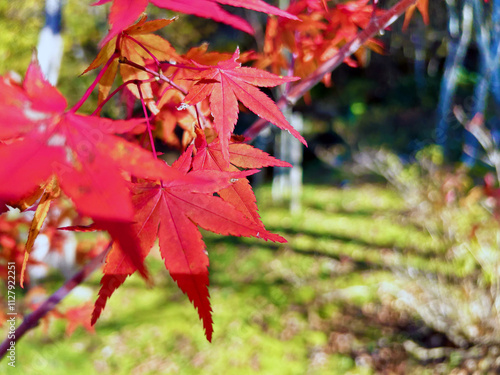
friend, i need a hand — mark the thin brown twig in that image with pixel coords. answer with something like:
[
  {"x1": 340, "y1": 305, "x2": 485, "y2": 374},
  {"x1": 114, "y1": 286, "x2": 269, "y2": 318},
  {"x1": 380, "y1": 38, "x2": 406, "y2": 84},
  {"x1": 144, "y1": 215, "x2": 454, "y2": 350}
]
[
  {"x1": 121, "y1": 58, "x2": 188, "y2": 95},
  {"x1": 120, "y1": 58, "x2": 209, "y2": 129}
]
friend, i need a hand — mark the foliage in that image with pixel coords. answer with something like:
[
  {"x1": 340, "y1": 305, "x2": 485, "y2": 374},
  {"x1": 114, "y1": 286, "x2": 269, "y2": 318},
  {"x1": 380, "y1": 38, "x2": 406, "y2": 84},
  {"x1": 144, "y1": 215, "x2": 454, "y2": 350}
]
[
  {"x1": 0, "y1": 1, "x2": 44, "y2": 73},
  {"x1": 0, "y1": 0, "x2": 427, "y2": 354}
]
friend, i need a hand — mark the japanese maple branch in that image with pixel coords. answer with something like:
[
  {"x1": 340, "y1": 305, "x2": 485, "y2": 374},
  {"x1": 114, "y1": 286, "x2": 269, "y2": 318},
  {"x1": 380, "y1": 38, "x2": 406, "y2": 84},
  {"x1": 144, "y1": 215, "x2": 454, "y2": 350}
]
[
  {"x1": 121, "y1": 58, "x2": 187, "y2": 95},
  {"x1": 0, "y1": 242, "x2": 112, "y2": 360},
  {"x1": 137, "y1": 83, "x2": 159, "y2": 159},
  {"x1": 120, "y1": 58, "x2": 209, "y2": 128},
  {"x1": 287, "y1": 0, "x2": 418, "y2": 104},
  {"x1": 91, "y1": 77, "x2": 156, "y2": 116},
  {"x1": 243, "y1": 0, "x2": 418, "y2": 140}
]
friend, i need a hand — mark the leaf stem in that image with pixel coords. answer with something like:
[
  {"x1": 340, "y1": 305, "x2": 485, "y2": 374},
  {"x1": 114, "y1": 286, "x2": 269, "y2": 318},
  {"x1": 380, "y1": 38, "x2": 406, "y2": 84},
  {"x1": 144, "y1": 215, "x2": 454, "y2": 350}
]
[
  {"x1": 120, "y1": 58, "x2": 210, "y2": 130},
  {"x1": 160, "y1": 61, "x2": 204, "y2": 71},
  {"x1": 91, "y1": 77, "x2": 156, "y2": 116},
  {"x1": 136, "y1": 83, "x2": 159, "y2": 160},
  {"x1": 121, "y1": 58, "x2": 188, "y2": 95},
  {"x1": 69, "y1": 52, "x2": 120, "y2": 113},
  {"x1": 124, "y1": 34, "x2": 162, "y2": 68}
]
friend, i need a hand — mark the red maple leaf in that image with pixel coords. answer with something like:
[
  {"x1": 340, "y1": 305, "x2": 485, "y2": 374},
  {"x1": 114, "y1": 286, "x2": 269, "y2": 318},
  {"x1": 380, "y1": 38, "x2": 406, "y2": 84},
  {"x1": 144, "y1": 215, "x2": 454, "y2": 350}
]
[
  {"x1": 94, "y1": 0, "x2": 299, "y2": 45},
  {"x1": 92, "y1": 150, "x2": 285, "y2": 341},
  {"x1": 63, "y1": 303, "x2": 96, "y2": 337},
  {"x1": 182, "y1": 48, "x2": 306, "y2": 161},
  {"x1": 0, "y1": 56, "x2": 189, "y2": 279},
  {"x1": 0, "y1": 56, "x2": 180, "y2": 222},
  {"x1": 192, "y1": 131, "x2": 291, "y2": 226}
]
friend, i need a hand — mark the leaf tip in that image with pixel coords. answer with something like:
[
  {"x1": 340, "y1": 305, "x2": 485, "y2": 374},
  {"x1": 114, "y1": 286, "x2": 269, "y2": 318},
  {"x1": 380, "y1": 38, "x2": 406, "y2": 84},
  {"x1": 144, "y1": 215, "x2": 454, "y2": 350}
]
[{"x1": 20, "y1": 251, "x2": 29, "y2": 288}]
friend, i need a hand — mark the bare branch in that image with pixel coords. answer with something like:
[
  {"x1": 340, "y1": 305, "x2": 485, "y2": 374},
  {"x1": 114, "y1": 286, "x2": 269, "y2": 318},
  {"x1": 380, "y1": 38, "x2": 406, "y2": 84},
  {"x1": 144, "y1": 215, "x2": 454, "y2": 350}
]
[{"x1": 0, "y1": 243, "x2": 112, "y2": 360}]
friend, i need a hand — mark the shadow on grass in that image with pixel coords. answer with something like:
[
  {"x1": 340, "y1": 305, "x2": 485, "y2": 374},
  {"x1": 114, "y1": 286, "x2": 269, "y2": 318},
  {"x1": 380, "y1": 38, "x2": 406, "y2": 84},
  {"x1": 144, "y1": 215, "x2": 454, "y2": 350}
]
[
  {"x1": 305, "y1": 203, "x2": 405, "y2": 218},
  {"x1": 318, "y1": 301, "x2": 460, "y2": 373},
  {"x1": 274, "y1": 226, "x2": 444, "y2": 258},
  {"x1": 205, "y1": 232, "x2": 460, "y2": 282},
  {"x1": 205, "y1": 236, "x2": 378, "y2": 272}
]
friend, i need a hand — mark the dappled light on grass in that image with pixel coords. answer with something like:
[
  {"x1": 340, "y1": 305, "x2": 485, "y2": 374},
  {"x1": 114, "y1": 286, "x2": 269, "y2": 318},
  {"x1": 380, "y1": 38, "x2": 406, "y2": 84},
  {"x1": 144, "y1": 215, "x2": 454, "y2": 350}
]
[{"x1": 10, "y1": 180, "x2": 500, "y2": 373}]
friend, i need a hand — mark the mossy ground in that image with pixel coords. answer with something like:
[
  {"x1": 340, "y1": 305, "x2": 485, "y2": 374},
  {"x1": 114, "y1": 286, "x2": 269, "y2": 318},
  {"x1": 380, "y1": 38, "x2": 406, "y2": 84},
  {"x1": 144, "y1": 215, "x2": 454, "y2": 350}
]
[{"x1": 4, "y1": 183, "x2": 493, "y2": 374}]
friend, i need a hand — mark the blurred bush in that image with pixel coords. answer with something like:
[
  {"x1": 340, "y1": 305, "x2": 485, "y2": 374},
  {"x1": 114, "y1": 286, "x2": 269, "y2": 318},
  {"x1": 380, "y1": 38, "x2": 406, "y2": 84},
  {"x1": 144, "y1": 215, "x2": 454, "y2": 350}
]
[{"x1": 354, "y1": 144, "x2": 500, "y2": 350}]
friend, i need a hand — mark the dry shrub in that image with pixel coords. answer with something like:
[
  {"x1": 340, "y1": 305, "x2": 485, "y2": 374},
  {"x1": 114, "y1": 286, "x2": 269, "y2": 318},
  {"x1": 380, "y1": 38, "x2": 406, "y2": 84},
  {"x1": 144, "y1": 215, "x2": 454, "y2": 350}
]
[{"x1": 354, "y1": 140, "x2": 500, "y2": 349}]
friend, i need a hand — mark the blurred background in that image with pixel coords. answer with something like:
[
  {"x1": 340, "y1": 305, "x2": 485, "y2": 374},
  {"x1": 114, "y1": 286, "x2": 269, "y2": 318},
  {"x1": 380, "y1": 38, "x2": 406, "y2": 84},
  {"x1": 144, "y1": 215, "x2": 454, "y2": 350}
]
[{"x1": 2, "y1": 0, "x2": 500, "y2": 374}]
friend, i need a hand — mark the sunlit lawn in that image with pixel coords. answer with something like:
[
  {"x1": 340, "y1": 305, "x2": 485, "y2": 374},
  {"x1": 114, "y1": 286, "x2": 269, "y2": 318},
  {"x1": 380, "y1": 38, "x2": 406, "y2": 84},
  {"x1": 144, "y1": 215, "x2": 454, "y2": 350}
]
[{"x1": 3, "y1": 184, "x2": 491, "y2": 374}]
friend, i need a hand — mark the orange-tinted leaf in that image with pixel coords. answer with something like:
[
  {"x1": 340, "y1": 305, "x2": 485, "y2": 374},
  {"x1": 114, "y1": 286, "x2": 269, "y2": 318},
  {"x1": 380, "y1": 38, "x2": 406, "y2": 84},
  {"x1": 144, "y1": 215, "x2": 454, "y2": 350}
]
[
  {"x1": 20, "y1": 177, "x2": 60, "y2": 287},
  {"x1": 83, "y1": 16, "x2": 177, "y2": 111},
  {"x1": 94, "y1": 0, "x2": 148, "y2": 46},
  {"x1": 403, "y1": 0, "x2": 429, "y2": 30},
  {"x1": 125, "y1": 15, "x2": 176, "y2": 35}
]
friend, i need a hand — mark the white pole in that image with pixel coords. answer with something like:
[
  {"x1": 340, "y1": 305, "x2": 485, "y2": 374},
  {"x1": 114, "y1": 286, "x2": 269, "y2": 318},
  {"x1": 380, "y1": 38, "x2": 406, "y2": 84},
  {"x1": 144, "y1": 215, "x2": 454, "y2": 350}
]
[{"x1": 37, "y1": 0, "x2": 64, "y2": 85}]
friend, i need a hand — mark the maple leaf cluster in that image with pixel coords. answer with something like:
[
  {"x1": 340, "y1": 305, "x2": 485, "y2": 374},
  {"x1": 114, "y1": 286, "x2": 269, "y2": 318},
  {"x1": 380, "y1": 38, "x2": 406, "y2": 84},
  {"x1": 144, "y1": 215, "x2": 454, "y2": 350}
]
[
  {"x1": 0, "y1": 0, "x2": 430, "y2": 342},
  {"x1": 256, "y1": 0, "x2": 386, "y2": 88},
  {"x1": 84, "y1": 15, "x2": 307, "y2": 152},
  {"x1": 0, "y1": 2, "x2": 306, "y2": 340},
  {"x1": 255, "y1": 0, "x2": 429, "y2": 90},
  {"x1": 94, "y1": 0, "x2": 299, "y2": 46}
]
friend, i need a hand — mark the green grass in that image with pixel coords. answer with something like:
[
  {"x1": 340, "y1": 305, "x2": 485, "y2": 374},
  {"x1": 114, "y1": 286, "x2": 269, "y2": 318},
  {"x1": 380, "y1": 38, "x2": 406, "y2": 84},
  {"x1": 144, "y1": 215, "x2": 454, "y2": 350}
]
[{"x1": 1, "y1": 184, "x2": 492, "y2": 374}]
